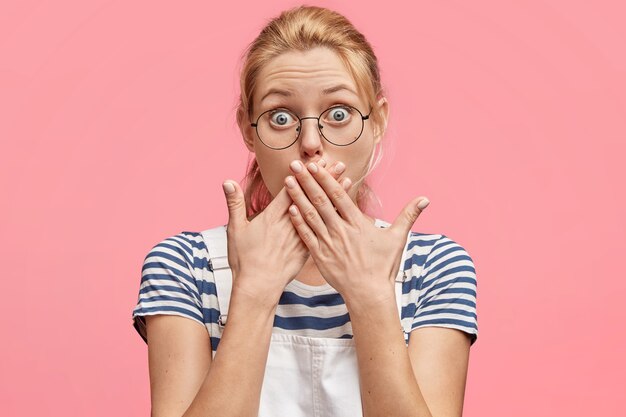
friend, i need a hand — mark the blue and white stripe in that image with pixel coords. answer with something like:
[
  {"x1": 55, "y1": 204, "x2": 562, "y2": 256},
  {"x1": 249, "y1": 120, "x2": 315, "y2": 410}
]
[{"x1": 132, "y1": 221, "x2": 478, "y2": 352}]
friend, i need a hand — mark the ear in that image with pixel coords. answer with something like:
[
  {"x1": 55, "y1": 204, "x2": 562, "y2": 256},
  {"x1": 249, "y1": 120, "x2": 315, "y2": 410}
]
[
  {"x1": 373, "y1": 96, "x2": 389, "y2": 145},
  {"x1": 239, "y1": 115, "x2": 256, "y2": 153}
]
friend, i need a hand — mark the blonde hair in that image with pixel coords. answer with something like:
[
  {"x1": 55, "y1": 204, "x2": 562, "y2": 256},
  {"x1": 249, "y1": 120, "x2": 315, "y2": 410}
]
[{"x1": 235, "y1": 5, "x2": 387, "y2": 219}]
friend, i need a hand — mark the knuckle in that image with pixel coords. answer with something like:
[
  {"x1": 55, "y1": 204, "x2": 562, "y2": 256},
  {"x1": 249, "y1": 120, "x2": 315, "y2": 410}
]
[
  {"x1": 227, "y1": 198, "x2": 243, "y2": 210},
  {"x1": 311, "y1": 194, "x2": 327, "y2": 208},
  {"x1": 404, "y1": 209, "x2": 417, "y2": 224},
  {"x1": 303, "y1": 208, "x2": 318, "y2": 223},
  {"x1": 300, "y1": 230, "x2": 315, "y2": 244},
  {"x1": 330, "y1": 187, "x2": 344, "y2": 202}
]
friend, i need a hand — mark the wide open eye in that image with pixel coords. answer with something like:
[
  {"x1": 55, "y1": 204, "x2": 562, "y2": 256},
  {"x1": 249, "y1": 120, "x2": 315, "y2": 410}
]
[
  {"x1": 269, "y1": 109, "x2": 298, "y2": 128},
  {"x1": 324, "y1": 106, "x2": 354, "y2": 125}
]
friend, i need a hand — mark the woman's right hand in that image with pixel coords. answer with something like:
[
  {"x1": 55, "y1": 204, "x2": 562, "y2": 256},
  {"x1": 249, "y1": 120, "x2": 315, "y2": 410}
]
[{"x1": 220, "y1": 160, "x2": 351, "y2": 305}]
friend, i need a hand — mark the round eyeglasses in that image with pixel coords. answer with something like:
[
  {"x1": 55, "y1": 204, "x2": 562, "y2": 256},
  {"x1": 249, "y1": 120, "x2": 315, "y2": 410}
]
[{"x1": 250, "y1": 105, "x2": 373, "y2": 150}]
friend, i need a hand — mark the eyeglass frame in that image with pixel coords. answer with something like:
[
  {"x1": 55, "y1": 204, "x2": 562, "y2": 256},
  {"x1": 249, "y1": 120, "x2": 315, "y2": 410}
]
[{"x1": 250, "y1": 104, "x2": 374, "y2": 150}]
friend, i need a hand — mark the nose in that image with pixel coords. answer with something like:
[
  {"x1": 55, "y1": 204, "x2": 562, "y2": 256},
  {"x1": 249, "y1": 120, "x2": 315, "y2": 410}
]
[{"x1": 297, "y1": 117, "x2": 324, "y2": 157}]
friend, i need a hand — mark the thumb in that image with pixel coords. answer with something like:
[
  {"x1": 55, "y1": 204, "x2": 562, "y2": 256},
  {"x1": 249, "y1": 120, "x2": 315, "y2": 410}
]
[
  {"x1": 222, "y1": 180, "x2": 246, "y2": 229},
  {"x1": 390, "y1": 196, "x2": 430, "y2": 234}
]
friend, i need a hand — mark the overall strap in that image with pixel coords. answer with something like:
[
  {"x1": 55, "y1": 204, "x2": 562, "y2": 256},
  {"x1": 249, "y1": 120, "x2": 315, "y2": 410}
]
[
  {"x1": 395, "y1": 231, "x2": 414, "y2": 336},
  {"x1": 200, "y1": 225, "x2": 232, "y2": 327}
]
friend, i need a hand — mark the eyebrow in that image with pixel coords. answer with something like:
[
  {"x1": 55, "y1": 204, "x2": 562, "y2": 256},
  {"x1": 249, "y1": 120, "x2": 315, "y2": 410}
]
[{"x1": 260, "y1": 84, "x2": 358, "y2": 103}]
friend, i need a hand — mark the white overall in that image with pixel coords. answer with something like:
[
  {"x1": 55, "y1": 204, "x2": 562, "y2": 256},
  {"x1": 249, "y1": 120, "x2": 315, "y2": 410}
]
[{"x1": 200, "y1": 224, "x2": 413, "y2": 417}]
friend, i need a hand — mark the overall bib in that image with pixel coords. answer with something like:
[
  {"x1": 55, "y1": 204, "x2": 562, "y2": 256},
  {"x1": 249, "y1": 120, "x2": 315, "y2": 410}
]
[{"x1": 201, "y1": 224, "x2": 413, "y2": 417}]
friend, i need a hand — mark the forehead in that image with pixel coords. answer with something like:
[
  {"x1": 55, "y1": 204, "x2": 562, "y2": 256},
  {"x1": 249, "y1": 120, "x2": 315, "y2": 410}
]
[{"x1": 255, "y1": 47, "x2": 360, "y2": 104}]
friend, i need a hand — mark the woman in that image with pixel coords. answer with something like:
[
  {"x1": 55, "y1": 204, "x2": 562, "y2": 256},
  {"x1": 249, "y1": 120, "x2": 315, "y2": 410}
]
[{"x1": 132, "y1": 5, "x2": 478, "y2": 417}]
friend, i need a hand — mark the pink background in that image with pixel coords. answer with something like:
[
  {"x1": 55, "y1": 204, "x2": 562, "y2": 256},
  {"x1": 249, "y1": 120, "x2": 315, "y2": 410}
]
[{"x1": 1, "y1": 1, "x2": 624, "y2": 416}]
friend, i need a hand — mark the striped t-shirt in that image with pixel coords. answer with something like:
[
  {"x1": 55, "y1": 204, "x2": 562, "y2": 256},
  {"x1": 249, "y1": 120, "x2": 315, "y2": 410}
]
[{"x1": 132, "y1": 219, "x2": 478, "y2": 352}]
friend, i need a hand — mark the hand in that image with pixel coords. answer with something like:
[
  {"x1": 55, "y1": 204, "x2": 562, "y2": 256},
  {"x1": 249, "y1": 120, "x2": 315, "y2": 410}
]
[
  {"x1": 284, "y1": 159, "x2": 430, "y2": 303},
  {"x1": 221, "y1": 160, "x2": 352, "y2": 305}
]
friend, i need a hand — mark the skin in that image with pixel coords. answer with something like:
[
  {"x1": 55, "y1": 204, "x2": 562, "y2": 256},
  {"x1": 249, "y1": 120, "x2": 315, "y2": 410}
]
[
  {"x1": 240, "y1": 46, "x2": 389, "y2": 284},
  {"x1": 240, "y1": 46, "x2": 388, "y2": 221},
  {"x1": 145, "y1": 46, "x2": 472, "y2": 417},
  {"x1": 239, "y1": 46, "x2": 471, "y2": 417}
]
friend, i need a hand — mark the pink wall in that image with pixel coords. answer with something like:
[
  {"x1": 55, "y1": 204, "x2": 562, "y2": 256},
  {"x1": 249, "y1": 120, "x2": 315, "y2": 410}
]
[{"x1": 1, "y1": 1, "x2": 624, "y2": 416}]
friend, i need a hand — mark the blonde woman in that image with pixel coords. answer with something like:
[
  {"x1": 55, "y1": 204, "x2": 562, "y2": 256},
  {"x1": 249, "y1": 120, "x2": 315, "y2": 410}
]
[{"x1": 132, "y1": 5, "x2": 478, "y2": 417}]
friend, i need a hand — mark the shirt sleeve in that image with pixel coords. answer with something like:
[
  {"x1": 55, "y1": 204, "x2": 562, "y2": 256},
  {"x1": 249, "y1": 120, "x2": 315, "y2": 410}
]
[
  {"x1": 412, "y1": 235, "x2": 478, "y2": 346},
  {"x1": 131, "y1": 233, "x2": 204, "y2": 344}
]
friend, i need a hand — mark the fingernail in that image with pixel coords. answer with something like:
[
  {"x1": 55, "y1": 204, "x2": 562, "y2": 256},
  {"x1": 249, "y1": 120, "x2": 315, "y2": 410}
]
[
  {"x1": 286, "y1": 176, "x2": 296, "y2": 188},
  {"x1": 290, "y1": 160, "x2": 303, "y2": 173},
  {"x1": 342, "y1": 178, "x2": 352, "y2": 190},
  {"x1": 223, "y1": 182, "x2": 235, "y2": 194},
  {"x1": 334, "y1": 162, "x2": 346, "y2": 174},
  {"x1": 417, "y1": 198, "x2": 430, "y2": 210},
  {"x1": 307, "y1": 162, "x2": 318, "y2": 173},
  {"x1": 319, "y1": 158, "x2": 326, "y2": 167}
]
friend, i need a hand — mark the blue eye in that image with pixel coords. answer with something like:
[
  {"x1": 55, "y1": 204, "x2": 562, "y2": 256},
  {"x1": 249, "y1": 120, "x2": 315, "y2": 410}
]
[
  {"x1": 270, "y1": 110, "x2": 296, "y2": 126},
  {"x1": 325, "y1": 106, "x2": 353, "y2": 124}
]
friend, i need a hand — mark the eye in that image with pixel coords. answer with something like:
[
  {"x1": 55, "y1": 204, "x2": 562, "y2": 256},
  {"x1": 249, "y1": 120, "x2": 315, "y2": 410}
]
[
  {"x1": 324, "y1": 106, "x2": 353, "y2": 124},
  {"x1": 269, "y1": 109, "x2": 297, "y2": 127}
]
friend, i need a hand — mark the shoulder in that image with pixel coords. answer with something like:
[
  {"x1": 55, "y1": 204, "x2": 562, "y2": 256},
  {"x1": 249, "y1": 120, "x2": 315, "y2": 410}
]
[
  {"x1": 142, "y1": 231, "x2": 210, "y2": 272},
  {"x1": 145, "y1": 231, "x2": 204, "y2": 259},
  {"x1": 139, "y1": 231, "x2": 211, "y2": 305},
  {"x1": 394, "y1": 226, "x2": 473, "y2": 273},
  {"x1": 402, "y1": 232, "x2": 476, "y2": 298}
]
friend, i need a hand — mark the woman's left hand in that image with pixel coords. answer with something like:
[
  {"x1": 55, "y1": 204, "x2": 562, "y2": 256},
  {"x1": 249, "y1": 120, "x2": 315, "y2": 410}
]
[{"x1": 284, "y1": 159, "x2": 430, "y2": 305}]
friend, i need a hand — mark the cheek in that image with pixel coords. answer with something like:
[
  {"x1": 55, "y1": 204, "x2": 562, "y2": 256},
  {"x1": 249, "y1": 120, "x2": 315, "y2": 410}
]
[{"x1": 344, "y1": 142, "x2": 375, "y2": 178}]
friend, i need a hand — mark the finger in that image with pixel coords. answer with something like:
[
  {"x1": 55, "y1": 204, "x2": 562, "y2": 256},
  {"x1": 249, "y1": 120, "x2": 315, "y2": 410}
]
[
  {"x1": 323, "y1": 159, "x2": 349, "y2": 184},
  {"x1": 222, "y1": 180, "x2": 247, "y2": 229},
  {"x1": 313, "y1": 158, "x2": 345, "y2": 182},
  {"x1": 323, "y1": 160, "x2": 351, "y2": 192},
  {"x1": 318, "y1": 158, "x2": 352, "y2": 193},
  {"x1": 287, "y1": 203, "x2": 319, "y2": 253},
  {"x1": 284, "y1": 170, "x2": 330, "y2": 240},
  {"x1": 390, "y1": 196, "x2": 430, "y2": 235},
  {"x1": 289, "y1": 160, "x2": 346, "y2": 228},
  {"x1": 342, "y1": 177, "x2": 352, "y2": 191},
  {"x1": 321, "y1": 161, "x2": 351, "y2": 209},
  {"x1": 264, "y1": 159, "x2": 343, "y2": 217},
  {"x1": 301, "y1": 160, "x2": 361, "y2": 224}
]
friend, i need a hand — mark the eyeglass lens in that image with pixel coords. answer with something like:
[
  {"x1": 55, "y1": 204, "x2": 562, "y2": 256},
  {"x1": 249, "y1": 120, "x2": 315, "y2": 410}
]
[{"x1": 255, "y1": 106, "x2": 364, "y2": 149}]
